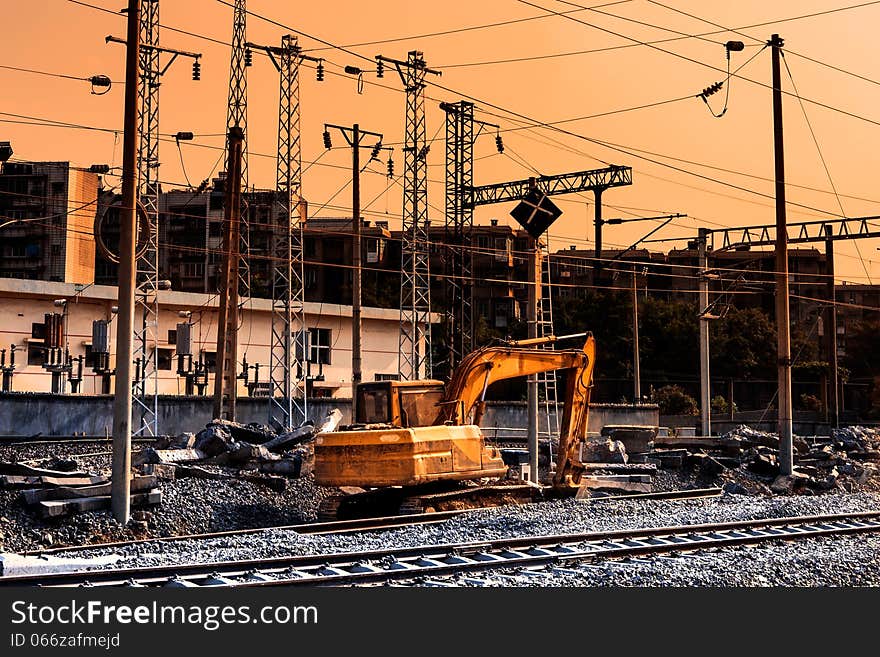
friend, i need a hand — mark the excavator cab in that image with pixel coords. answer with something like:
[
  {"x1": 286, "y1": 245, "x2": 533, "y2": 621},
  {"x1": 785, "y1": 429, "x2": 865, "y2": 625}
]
[{"x1": 355, "y1": 380, "x2": 446, "y2": 428}]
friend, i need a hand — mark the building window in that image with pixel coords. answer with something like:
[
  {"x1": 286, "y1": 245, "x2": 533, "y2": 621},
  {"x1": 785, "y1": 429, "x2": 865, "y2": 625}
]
[
  {"x1": 202, "y1": 350, "x2": 217, "y2": 373},
  {"x1": 156, "y1": 348, "x2": 173, "y2": 371},
  {"x1": 181, "y1": 262, "x2": 205, "y2": 278},
  {"x1": 27, "y1": 344, "x2": 44, "y2": 366},
  {"x1": 167, "y1": 329, "x2": 177, "y2": 346},
  {"x1": 31, "y1": 322, "x2": 46, "y2": 340},
  {"x1": 309, "y1": 327, "x2": 331, "y2": 365},
  {"x1": 51, "y1": 181, "x2": 65, "y2": 195}
]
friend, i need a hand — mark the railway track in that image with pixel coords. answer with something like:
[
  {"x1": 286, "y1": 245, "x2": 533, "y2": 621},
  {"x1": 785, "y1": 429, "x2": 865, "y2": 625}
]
[
  {"x1": 22, "y1": 487, "x2": 723, "y2": 557},
  {"x1": 0, "y1": 435, "x2": 154, "y2": 447},
  {"x1": 5, "y1": 509, "x2": 878, "y2": 587}
]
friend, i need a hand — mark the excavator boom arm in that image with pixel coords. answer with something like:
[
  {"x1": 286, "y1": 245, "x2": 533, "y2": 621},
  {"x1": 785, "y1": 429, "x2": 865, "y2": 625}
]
[{"x1": 436, "y1": 336, "x2": 596, "y2": 487}]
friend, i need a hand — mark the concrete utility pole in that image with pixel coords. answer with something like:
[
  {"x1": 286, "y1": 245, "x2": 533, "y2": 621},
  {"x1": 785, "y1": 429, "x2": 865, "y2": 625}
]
[
  {"x1": 351, "y1": 124, "x2": 362, "y2": 394},
  {"x1": 698, "y1": 228, "x2": 711, "y2": 437},
  {"x1": 824, "y1": 224, "x2": 840, "y2": 428},
  {"x1": 110, "y1": 0, "x2": 142, "y2": 525},
  {"x1": 770, "y1": 33, "x2": 794, "y2": 476},
  {"x1": 527, "y1": 238, "x2": 541, "y2": 484},
  {"x1": 632, "y1": 267, "x2": 641, "y2": 402},
  {"x1": 323, "y1": 122, "x2": 383, "y2": 408},
  {"x1": 213, "y1": 126, "x2": 245, "y2": 421}
]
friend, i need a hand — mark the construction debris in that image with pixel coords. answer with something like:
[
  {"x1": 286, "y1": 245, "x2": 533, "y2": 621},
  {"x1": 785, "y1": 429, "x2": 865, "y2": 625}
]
[
  {"x1": 130, "y1": 412, "x2": 336, "y2": 493},
  {"x1": 581, "y1": 438, "x2": 628, "y2": 464},
  {"x1": 646, "y1": 424, "x2": 880, "y2": 496}
]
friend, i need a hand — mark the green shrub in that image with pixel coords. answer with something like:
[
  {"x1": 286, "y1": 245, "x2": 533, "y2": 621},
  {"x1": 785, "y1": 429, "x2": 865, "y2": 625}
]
[{"x1": 653, "y1": 385, "x2": 699, "y2": 416}]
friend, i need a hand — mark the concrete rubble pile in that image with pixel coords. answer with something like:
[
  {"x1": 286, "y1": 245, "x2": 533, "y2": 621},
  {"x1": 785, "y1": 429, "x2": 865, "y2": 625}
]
[
  {"x1": 574, "y1": 425, "x2": 660, "y2": 497},
  {"x1": 133, "y1": 410, "x2": 342, "y2": 492},
  {"x1": 648, "y1": 424, "x2": 880, "y2": 495},
  {"x1": 569, "y1": 423, "x2": 880, "y2": 498}
]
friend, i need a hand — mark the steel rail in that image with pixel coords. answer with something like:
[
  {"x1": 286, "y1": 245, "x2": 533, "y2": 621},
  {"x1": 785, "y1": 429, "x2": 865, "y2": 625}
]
[
  {"x1": 4, "y1": 510, "x2": 878, "y2": 588},
  {"x1": 21, "y1": 488, "x2": 723, "y2": 557}
]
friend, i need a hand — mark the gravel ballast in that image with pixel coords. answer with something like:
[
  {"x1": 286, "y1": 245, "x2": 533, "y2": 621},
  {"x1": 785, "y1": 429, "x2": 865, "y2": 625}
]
[{"x1": 44, "y1": 491, "x2": 880, "y2": 575}]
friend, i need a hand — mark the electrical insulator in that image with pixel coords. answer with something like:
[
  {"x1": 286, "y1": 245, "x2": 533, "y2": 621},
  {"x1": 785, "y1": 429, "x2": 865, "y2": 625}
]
[
  {"x1": 376, "y1": 59, "x2": 384, "y2": 78},
  {"x1": 495, "y1": 134, "x2": 504, "y2": 154},
  {"x1": 316, "y1": 60, "x2": 324, "y2": 82},
  {"x1": 386, "y1": 155, "x2": 394, "y2": 179},
  {"x1": 323, "y1": 130, "x2": 332, "y2": 149},
  {"x1": 370, "y1": 142, "x2": 382, "y2": 161},
  {"x1": 245, "y1": 47, "x2": 253, "y2": 67},
  {"x1": 701, "y1": 81, "x2": 723, "y2": 98},
  {"x1": 192, "y1": 60, "x2": 201, "y2": 81},
  {"x1": 418, "y1": 145, "x2": 430, "y2": 160}
]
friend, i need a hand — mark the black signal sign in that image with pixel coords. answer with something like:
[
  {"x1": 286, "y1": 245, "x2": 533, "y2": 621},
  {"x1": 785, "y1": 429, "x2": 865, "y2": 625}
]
[{"x1": 509, "y1": 188, "x2": 563, "y2": 239}]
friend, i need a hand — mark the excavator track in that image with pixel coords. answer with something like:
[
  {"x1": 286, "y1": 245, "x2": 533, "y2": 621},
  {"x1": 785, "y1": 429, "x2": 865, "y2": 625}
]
[{"x1": 319, "y1": 483, "x2": 541, "y2": 521}]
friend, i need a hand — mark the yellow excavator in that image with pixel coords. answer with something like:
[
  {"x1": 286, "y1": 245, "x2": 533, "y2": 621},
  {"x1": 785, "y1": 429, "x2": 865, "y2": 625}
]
[{"x1": 314, "y1": 333, "x2": 596, "y2": 518}]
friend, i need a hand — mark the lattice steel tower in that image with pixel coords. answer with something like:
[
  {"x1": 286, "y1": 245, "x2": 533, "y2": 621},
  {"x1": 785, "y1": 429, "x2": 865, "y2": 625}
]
[
  {"x1": 226, "y1": 0, "x2": 250, "y2": 298},
  {"x1": 132, "y1": 0, "x2": 160, "y2": 437},
  {"x1": 442, "y1": 101, "x2": 474, "y2": 373},
  {"x1": 386, "y1": 51, "x2": 439, "y2": 380},
  {"x1": 269, "y1": 35, "x2": 307, "y2": 430}
]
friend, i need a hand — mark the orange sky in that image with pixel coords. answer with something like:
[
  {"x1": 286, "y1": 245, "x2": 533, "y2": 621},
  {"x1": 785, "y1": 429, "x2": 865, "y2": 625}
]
[{"x1": 4, "y1": 0, "x2": 880, "y2": 284}]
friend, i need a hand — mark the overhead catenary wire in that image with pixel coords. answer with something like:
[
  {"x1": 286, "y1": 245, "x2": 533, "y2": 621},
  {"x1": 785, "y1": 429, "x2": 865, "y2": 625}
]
[{"x1": 15, "y1": 3, "x2": 871, "y2": 284}]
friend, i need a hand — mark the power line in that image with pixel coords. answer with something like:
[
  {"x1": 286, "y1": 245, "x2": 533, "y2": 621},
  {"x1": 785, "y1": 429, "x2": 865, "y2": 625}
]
[
  {"x1": 515, "y1": 0, "x2": 880, "y2": 130},
  {"x1": 302, "y1": 0, "x2": 633, "y2": 51},
  {"x1": 436, "y1": 0, "x2": 880, "y2": 68},
  {"x1": 647, "y1": 0, "x2": 880, "y2": 90}
]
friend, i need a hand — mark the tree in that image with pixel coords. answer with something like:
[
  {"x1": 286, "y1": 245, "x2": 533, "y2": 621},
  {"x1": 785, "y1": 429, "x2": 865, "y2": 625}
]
[
  {"x1": 710, "y1": 306, "x2": 777, "y2": 379},
  {"x1": 653, "y1": 384, "x2": 699, "y2": 415}
]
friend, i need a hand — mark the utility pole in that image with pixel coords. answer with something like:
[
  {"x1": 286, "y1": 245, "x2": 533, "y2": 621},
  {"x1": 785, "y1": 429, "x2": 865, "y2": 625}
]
[
  {"x1": 106, "y1": 4, "x2": 201, "y2": 439},
  {"x1": 593, "y1": 187, "x2": 605, "y2": 279},
  {"x1": 526, "y1": 185, "x2": 541, "y2": 483},
  {"x1": 824, "y1": 224, "x2": 840, "y2": 428},
  {"x1": 323, "y1": 123, "x2": 383, "y2": 404},
  {"x1": 698, "y1": 228, "x2": 711, "y2": 437},
  {"x1": 770, "y1": 33, "x2": 794, "y2": 476},
  {"x1": 352, "y1": 124, "x2": 362, "y2": 391},
  {"x1": 632, "y1": 267, "x2": 641, "y2": 402},
  {"x1": 213, "y1": 127, "x2": 244, "y2": 421},
  {"x1": 111, "y1": 0, "x2": 142, "y2": 525}
]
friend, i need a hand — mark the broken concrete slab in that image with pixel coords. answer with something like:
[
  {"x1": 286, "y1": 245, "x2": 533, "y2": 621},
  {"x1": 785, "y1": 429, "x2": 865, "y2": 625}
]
[
  {"x1": 207, "y1": 419, "x2": 277, "y2": 445},
  {"x1": 581, "y1": 439, "x2": 628, "y2": 464},
  {"x1": 576, "y1": 477, "x2": 652, "y2": 497},
  {"x1": 193, "y1": 424, "x2": 233, "y2": 456},
  {"x1": 581, "y1": 462, "x2": 658, "y2": 475},
  {"x1": 262, "y1": 424, "x2": 317, "y2": 452},
  {"x1": 1, "y1": 475, "x2": 109, "y2": 488},
  {"x1": 20, "y1": 476, "x2": 157, "y2": 506},
  {"x1": 39, "y1": 490, "x2": 162, "y2": 519},
  {"x1": 0, "y1": 553, "x2": 121, "y2": 577},
  {"x1": 600, "y1": 425, "x2": 657, "y2": 454},
  {"x1": 133, "y1": 447, "x2": 207, "y2": 466}
]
